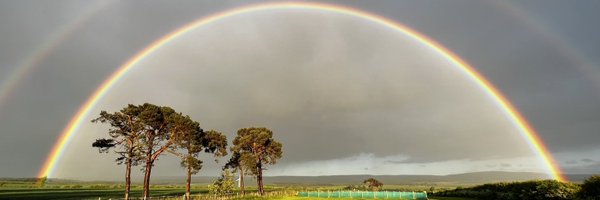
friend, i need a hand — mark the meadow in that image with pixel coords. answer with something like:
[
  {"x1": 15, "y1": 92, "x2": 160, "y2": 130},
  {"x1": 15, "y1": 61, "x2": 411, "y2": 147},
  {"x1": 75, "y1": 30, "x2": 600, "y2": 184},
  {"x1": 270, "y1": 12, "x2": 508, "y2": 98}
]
[
  {"x1": 5, "y1": 176, "x2": 598, "y2": 200},
  {"x1": 0, "y1": 179, "x2": 472, "y2": 200}
]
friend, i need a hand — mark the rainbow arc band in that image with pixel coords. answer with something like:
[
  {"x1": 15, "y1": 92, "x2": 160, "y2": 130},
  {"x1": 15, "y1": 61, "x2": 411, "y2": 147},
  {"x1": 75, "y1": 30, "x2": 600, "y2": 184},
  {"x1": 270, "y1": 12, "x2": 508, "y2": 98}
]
[{"x1": 37, "y1": 2, "x2": 566, "y2": 181}]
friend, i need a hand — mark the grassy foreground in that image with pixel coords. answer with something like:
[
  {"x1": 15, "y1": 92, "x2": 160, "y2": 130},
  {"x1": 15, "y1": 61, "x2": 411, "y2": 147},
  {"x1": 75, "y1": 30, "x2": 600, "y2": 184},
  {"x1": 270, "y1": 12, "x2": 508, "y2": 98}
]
[
  {"x1": 0, "y1": 188, "x2": 194, "y2": 199},
  {"x1": 0, "y1": 188, "x2": 475, "y2": 200},
  {"x1": 0, "y1": 180, "x2": 467, "y2": 199},
  {"x1": 233, "y1": 197, "x2": 473, "y2": 200}
]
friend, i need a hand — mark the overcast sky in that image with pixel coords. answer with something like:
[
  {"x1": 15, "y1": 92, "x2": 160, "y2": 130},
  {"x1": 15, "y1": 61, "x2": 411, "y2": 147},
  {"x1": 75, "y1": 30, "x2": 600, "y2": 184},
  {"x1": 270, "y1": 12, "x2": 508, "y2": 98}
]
[{"x1": 1, "y1": 0, "x2": 599, "y2": 180}]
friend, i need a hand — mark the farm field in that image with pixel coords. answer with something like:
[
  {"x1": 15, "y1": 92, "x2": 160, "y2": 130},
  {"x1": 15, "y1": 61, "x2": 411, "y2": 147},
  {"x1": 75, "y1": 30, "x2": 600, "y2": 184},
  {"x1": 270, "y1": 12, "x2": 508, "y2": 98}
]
[
  {"x1": 0, "y1": 180, "x2": 463, "y2": 200},
  {"x1": 0, "y1": 188, "x2": 476, "y2": 200},
  {"x1": 0, "y1": 188, "x2": 190, "y2": 200},
  {"x1": 3, "y1": 174, "x2": 597, "y2": 199}
]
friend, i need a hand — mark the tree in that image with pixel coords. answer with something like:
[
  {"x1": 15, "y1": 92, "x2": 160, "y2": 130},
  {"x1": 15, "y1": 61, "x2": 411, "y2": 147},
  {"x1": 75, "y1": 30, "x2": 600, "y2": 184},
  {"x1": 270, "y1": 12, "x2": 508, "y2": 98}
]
[
  {"x1": 223, "y1": 151, "x2": 256, "y2": 195},
  {"x1": 136, "y1": 103, "x2": 181, "y2": 200},
  {"x1": 170, "y1": 115, "x2": 228, "y2": 200},
  {"x1": 91, "y1": 105, "x2": 145, "y2": 200},
  {"x1": 209, "y1": 169, "x2": 236, "y2": 196},
  {"x1": 363, "y1": 178, "x2": 383, "y2": 191},
  {"x1": 232, "y1": 127, "x2": 282, "y2": 195},
  {"x1": 429, "y1": 186, "x2": 436, "y2": 194},
  {"x1": 579, "y1": 175, "x2": 600, "y2": 200},
  {"x1": 37, "y1": 176, "x2": 47, "y2": 188}
]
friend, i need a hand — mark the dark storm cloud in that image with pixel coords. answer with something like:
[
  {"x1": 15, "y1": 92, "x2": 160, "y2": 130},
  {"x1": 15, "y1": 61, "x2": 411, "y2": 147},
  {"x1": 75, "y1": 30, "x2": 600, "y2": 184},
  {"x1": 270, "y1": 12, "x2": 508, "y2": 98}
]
[
  {"x1": 354, "y1": 1, "x2": 600, "y2": 164},
  {"x1": 1, "y1": 0, "x2": 600, "y2": 178},
  {"x1": 359, "y1": 0, "x2": 600, "y2": 161},
  {"x1": 0, "y1": 0, "x2": 259, "y2": 177},
  {"x1": 52, "y1": 5, "x2": 547, "y2": 178}
]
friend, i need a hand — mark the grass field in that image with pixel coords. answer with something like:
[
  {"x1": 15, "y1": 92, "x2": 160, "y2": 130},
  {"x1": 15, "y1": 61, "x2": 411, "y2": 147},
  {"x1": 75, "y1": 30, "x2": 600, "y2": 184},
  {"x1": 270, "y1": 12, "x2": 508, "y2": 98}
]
[
  {"x1": 0, "y1": 188, "x2": 196, "y2": 199},
  {"x1": 0, "y1": 188, "x2": 477, "y2": 200},
  {"x1": 0, "y1": 179, "x2": 473, "y2": 200}
]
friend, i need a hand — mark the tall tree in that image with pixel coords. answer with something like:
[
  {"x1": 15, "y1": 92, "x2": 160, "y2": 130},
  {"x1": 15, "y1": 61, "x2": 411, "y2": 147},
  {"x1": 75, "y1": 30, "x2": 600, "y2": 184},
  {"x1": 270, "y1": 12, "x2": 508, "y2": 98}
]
[
  {"x1": 223, "y1": 151, "x2": 256, "y2": 195},
  {"x1": 136, "y1": 103, "x2": 180, "y2": 200},
  {"x1": 232, "y1": 127, "x2": 282, "y2": 195},
  {"x1": 170, "y1": 116, "x2": 228, "y2": 200},
  {"x1": 91, "y1": 105, "x2": 145, "y2": 200}
]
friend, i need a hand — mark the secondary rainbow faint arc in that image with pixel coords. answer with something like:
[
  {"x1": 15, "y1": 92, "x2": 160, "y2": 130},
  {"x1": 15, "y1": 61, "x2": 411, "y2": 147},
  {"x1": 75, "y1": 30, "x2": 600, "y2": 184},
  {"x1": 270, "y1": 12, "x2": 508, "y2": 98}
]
[
  {"x1": 38, "y1": 2, "x2": 566, "y2": 181},
  {"x1": 0, "y1": 0, "x2": 114, "y2": 112}
]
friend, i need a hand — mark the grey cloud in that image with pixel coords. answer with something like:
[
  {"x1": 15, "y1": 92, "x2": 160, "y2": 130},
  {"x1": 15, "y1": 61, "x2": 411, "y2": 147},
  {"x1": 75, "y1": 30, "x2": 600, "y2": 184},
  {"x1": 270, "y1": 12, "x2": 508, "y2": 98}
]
[
  {"x1": 564, "y1": 162, "x2": 600, "y2": 174},
  {"x1": 55, "y1": 11, "x2": 540, "y2": 178},
  {"x1": 565, "y1": 160, "x2": 578, "y2": 165},
  {"x1": 581, "y1": 159, "x2": 595, "y2": 163},
  {"x1": 385, "y1": 160, "x2": 407, "y2": 165},
  {"x1": 500, "y1": 163, "x2": 512, "y2": 168},
  {"x1": 1, "y1": 0, "x2": 600, "y2": 178}
]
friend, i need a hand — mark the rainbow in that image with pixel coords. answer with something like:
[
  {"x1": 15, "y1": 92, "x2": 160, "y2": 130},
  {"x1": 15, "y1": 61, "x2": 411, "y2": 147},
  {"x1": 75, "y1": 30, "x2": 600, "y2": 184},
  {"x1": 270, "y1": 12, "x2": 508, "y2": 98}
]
[{"x1": 37, "y1": 2, "x2": 566, "y2": 181}]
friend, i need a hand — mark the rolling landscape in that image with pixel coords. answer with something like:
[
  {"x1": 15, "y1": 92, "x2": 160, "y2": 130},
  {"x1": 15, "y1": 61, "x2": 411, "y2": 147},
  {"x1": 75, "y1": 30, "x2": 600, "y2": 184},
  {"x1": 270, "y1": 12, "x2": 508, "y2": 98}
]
[{"x1": 1, "y1": 172, "x2": 598, "y2": 199}]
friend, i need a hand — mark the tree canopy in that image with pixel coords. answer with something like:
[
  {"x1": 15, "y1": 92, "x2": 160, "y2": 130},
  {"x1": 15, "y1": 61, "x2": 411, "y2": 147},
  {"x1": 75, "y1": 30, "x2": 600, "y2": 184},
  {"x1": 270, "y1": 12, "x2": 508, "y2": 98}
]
[
  {"x1": 232, "y1": 127, "x2": 283, "y2": 195},
  {"x1": 363, "y1": 178, "x2": 383, "y2": 191}
]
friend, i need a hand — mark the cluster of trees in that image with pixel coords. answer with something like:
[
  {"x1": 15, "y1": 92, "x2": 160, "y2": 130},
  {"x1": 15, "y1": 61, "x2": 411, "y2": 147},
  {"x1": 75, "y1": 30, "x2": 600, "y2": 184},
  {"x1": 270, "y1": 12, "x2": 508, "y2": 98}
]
[
  {"x1": 343, "y1": 178, "x2": 384, "y2": 191},
  {"x1": 435, "y1": 176, "x2": 600, "y2": 200},
  {"x1": 92, "y1": 103, "x2": 282, "y2": 200}
]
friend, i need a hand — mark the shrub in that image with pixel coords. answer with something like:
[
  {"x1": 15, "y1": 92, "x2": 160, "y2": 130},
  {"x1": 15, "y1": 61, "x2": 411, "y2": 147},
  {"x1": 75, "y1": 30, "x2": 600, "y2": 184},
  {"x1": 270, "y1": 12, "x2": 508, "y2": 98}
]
[
  {"x1": 579, "y1": 175, "x2": 600, "y2": 200},
  {"x1": 436, "y1": 180, "x2": 580, "y2": 200},
  {"x1": 71, "y1": 184, "x2": 83, "y2": 189},
  {"x1": 343, "y1": 185, "x2": 367, "y2": 191},
  {"x1": 209, "y1": 169, "x2": 235, "y2": 195},
  {"x1": 519, "y1": 180, "x2": 579, "y2": 200}
]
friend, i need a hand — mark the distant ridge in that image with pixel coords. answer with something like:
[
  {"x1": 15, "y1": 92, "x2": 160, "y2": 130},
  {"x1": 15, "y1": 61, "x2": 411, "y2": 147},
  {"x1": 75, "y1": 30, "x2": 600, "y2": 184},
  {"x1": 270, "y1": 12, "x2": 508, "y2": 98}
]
[
  {"x1": 261, "y1": 171, "x2": 552, "y2": 185},
  {"x1": 147, "y1": 171, "x2": 591, "y2": 185},
  {"x1": 151, "y1": 171, "x2": 592, "y2": 185},
  {"x1": 11, "y1": 171, "x2": 592, "y2": 184}
]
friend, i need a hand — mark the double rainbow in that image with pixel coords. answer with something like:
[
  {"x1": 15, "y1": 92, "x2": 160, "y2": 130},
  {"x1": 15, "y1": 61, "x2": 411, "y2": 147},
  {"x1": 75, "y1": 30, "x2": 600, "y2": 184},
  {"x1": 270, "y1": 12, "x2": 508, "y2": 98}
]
[{"x1": 37, "y1": 2, "x2": 566, "y2": 181}]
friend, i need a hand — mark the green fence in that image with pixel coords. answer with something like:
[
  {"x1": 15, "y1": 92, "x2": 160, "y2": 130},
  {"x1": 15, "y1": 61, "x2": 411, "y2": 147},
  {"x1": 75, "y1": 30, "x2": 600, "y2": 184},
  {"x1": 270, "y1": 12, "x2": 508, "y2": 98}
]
[{"x1": 297, "y1": 191, "x2": 428, "y2": 199}]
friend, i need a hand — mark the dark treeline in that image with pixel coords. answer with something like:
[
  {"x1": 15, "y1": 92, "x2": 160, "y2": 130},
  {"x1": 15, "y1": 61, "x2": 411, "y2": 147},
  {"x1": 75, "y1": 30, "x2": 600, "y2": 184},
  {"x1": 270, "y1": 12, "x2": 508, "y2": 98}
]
[
  {"x1": 91, "y1": 103, "x2": 283, "y2": 200},
  {"x1": 435, "y1": 175, "x2": 600, "y2": 200}
]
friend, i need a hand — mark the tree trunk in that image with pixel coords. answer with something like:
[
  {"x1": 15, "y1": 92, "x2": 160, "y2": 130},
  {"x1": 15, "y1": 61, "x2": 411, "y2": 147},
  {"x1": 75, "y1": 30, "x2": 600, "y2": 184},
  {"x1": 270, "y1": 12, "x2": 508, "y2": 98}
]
[
  {"x1": 142, "y1": 160, "x2": 153, "y2": 199},
  {"x1": 142, "y1": 149, "x2": 153, "y2": 200},
  {"x1": 239, "y1": 166, "x2": 245, "y2": 195},
  {"x1": 141, "y1": 136, "x2": 171, "y2": 200},
  {"x1": 124, "y1": 156, "x2": 131, "y2": 200},
  {"x1": 185, "y1": 164, "x2": 192, "y2": 200},
  {"x1": 257, "y1": 162, "x2": 264, "y2": 196}
]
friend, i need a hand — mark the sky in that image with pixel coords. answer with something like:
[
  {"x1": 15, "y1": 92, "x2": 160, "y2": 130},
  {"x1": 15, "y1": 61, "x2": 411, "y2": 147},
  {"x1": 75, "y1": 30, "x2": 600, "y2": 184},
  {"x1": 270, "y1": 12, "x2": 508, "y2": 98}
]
[{"x1": 0, "y1": 0, "x2": 599, "y2": 180}]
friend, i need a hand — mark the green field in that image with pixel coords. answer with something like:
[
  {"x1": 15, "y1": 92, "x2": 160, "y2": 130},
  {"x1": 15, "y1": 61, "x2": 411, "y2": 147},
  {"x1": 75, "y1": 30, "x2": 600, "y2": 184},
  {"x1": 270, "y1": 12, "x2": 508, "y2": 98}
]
[
  {"x1": 0, "y1": 187, "x2": 476, "y2": 200},
  {"x1": 0, "y1": 189, "x2": 476, "y2": 200},
  {"x1": 0, "y1": 181, "x2": 476, "y2": 200},
  {"x1": 0, "y1": 188, "x2": 191, "y2": 199},
  {"x1": 0, "y1": 179, "x2": 474, "y2": 200}
]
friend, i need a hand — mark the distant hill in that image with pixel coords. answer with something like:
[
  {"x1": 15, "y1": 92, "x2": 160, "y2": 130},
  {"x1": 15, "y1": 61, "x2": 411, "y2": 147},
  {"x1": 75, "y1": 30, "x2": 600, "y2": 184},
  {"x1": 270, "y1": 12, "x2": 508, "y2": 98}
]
[
  {"x1": 261, "y1": 171, "x2": 552, "y2": 185},
  {"x1": 148, "y1": 171, "x2": 592, "y2": 185},
  {"x1": 9, "y1": 171, "x2": 591, "y2": 185}
]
